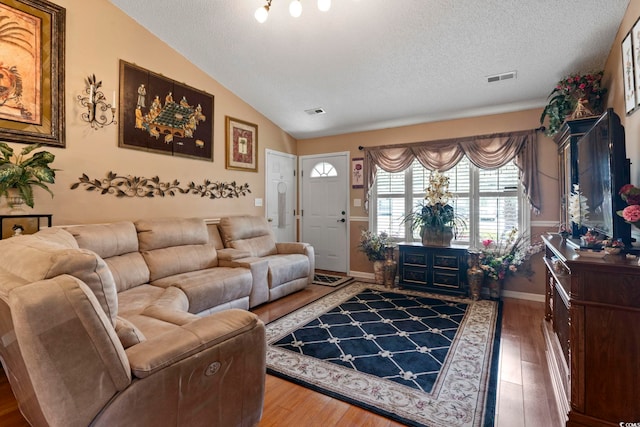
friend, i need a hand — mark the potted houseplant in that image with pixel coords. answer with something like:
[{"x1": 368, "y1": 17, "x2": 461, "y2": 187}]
[
  {"x1": 358, "y1": 229, "x2": 393, "y2": 284},
  {"x1": 402, "y1": 170, "x2": 465, "y2": 246},
  {"x1": 0, "y1": 142, "x2": 56, "y2": 209},
  {"x1": 540, "y1": 71, "x2": 607, "y2": 136}
]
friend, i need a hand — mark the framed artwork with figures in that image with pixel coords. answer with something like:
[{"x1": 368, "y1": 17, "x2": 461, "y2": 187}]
[{"x1": 225, "y1": 116, "x2": 258, "y2": 172}]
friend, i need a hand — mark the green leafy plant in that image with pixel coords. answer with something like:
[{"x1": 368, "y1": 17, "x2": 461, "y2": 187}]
[
  {"x1": 540, "y1": 71, "x2": 607, "y2": 136},
  {"x1": 0, "y1": 143, "x2": 56, "y2": 208}
]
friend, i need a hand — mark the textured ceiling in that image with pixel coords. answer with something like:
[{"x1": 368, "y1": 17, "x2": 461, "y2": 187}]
[{"x1": 108, "y1": 0, "x2": 630, "y2": 139}]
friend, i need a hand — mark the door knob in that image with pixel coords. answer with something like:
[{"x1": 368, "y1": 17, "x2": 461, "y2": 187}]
[
  {"x1": 337, "y1": 218, "x2": 346, "y2": 223},
  {"x1": 267, "y1": 218, "x2": 273, "y2": 222}
]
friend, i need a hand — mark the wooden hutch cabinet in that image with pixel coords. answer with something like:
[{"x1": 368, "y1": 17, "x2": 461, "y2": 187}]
[
  {"x1": 554, "y1": 117, "x2": 597, "y2": 237},
  {"x1": 398, "y1": 243, "x2": 468, "y2": 296},
  {"x1": 542, "y1": 234, "x2": 640, "y2": 426}
]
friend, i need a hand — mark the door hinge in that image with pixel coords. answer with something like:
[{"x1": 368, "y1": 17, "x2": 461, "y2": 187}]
[
  {"x1": 293, "y1": 170, "x2": 296, "y2": 177},
  {"x1": 301, "y1": 209, "x2": 303, "y2": 216}
]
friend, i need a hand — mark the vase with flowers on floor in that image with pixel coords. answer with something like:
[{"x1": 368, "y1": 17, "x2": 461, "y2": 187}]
[{"x1": 358, "y1": 229, "x2": 395, "y2": 285}]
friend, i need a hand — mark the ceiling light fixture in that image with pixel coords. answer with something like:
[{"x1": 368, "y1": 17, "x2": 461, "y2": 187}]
[{"x1": 255, "y1": 0, "x2": 331, "y2": 23}]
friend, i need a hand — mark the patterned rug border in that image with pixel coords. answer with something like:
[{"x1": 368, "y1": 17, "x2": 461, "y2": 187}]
[{"x1": 266, "y1": 282, "x2": 501, "y2": 427}]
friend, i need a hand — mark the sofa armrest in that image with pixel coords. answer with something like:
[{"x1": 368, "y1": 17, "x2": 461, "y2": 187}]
[
  {"x1": 275, "y1": 242, "x2": 310, "y2": 255},
  {"x1": 217, "y1": 248, "x2": 252, "y2": 261},
  {"x1": 219, "y1": 257, "x2": 269, "y2": 307},
  {"x1": 276, "y1": 243, "x2": 315, "y2": 285},
  {"x1": 125, "y1": 309, "x2": 262, "y2": 379}
]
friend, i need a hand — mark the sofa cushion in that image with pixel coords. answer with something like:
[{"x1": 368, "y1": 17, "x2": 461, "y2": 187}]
[
  {"x1": 142, "y1": 244, "x2": 218, "y2": 282},
  {"x1": 66, "y1": 222, "x2": 139, "y2": 258},
  {"x1": 65, "y1": 222, "x2": 151, "y2": 292},
  {"x1": 0, "y1": 231, "x2": 118, "y2": 326},
  {"x1": 115, "y1": 317, "x2": 146, "y2": 349},
  {"x1": 265, "y1": 254, "x2": 310, "y2": 288},
  {"x1": 136, "y1": 217, "x2": 209, "y2": 251},
  {"x1": 151, "y1": 267, "x2": 253, "y2": 314},
  {"x1": 218, "y1": 216, "x2": 277, "y2": 257}
]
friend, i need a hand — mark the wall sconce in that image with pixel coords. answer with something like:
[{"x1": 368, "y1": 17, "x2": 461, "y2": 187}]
[{"x1": 77, "y1": 74, "x2": 117, "y2": 129}]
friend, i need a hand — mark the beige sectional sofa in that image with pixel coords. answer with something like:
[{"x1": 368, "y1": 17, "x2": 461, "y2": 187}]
[{"x1": 0, "y1": 215, "x2": 314, "y2": 427}]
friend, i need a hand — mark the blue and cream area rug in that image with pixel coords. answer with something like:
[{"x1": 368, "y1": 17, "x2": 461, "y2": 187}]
[{"x1": 266, "y1": 282, "x2": 501, "y2": 427}]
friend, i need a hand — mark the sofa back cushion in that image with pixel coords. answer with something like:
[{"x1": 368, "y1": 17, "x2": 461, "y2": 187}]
[
  {"x1": 135, "y1": 218, "x2": 218, "y2": 282},
  {"x1": 218, "y1": 216, "x2": 277, "y2": 257},
  {"x1": 0, "y1": 228, "x2": 119, "y2": 326},
  {"x1": 65, "y1": 222, "x2": 150, "y2": 292}
]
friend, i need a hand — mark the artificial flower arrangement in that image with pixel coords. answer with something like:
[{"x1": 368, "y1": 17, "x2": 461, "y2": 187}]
[
  {"x1": 478, "y1": 228, "x2": 542, "y2": 281},
  {"x1": 618, "y1": 184, "x2": 640, "y2": 228},
  {"x1": 568, "y1": 184, "x2": 589, "y2": 229},
  {"x1": 358, "y1": 229, "x2": 393, "y2": 261},
  {"x1": 402, "y1": 170, "x2": 465, "y2": 236},
  {"x1": 540, "y1": 71, "x2": 607, "y2": 136}
]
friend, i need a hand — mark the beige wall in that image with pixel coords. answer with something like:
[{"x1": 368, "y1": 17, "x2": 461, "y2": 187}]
[
  {"x1": 1, "y1": 0, "x2": 296, "y2": 224},
  {"x1": 603, "y1": 0, "x2": 640, "y2": 185}
]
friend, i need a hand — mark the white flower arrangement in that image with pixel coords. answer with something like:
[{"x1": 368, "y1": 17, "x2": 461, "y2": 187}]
[
  {"x1": 424, "y1": 171, "x2": 452, "y2": 207},
  {"x1": 568, "y1": 184, "x2": 589, "y2": 227}
]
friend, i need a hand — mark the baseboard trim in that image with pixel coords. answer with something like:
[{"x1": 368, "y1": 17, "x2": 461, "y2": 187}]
[
  {"x1": 501, "y1": 290, "x2": 545, "y2": 302},
  {"x1": 348, "y1": 271, "x2": 374, "y2": 281}
]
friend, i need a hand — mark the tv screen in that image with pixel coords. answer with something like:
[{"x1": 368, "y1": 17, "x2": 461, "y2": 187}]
[
  {"x1": 575, "y1": 108, "x2": 630, "y2": 243},
  {"x1": 577, "y1": 121, "x2": 613, "y2": 236}
]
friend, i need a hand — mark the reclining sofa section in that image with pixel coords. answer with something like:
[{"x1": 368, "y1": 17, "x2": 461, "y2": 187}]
[{"x1": 0, "y1": 215, "x2": 314, "y2": 427}]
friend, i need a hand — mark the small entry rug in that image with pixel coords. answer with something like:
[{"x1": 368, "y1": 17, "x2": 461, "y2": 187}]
[
  {"x1": 266, "y1": 282, "x2": 501, "y2": 427},
  {"x1": 312, "y1": 272, "x2": 354, "y2": 287}
]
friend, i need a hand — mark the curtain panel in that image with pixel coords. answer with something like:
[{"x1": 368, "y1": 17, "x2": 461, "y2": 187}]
[{"x1": 363, "y1": 129, "x2": 541, "y2": 213}]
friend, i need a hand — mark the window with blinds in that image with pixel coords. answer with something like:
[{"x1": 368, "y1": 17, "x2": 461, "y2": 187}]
[{"x1": 372, "y1": 158, "x2": 524, "y2": 246}]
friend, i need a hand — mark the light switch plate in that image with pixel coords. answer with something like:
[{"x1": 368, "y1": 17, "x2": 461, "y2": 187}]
[
  {"x1": 255, "y1": 198, "x2": 263, "y2": 207},
  {"x1": 353, "y1": 198, "x2": 361, "y2": 207}
]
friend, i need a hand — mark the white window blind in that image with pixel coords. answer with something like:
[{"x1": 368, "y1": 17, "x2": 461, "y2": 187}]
[{"x1": 373, "y1": 158, "x2": 524, "y2": 246}]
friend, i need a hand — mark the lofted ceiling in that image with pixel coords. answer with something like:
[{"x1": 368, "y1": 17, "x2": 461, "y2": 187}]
[{"x1": 108, "y1": 0, "x2": 630, "y2": 139}]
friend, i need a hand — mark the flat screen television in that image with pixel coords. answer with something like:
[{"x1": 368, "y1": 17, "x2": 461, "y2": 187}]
[{"x1": 575, "y1": 108, "x2": 630, "y2": 244}]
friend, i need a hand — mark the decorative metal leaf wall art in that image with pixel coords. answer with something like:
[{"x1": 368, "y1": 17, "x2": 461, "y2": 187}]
[{"x1": 70, "y1": 171, "x2": 251, "y2": 199}]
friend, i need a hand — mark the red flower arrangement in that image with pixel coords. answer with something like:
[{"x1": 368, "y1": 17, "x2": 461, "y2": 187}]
[{"x1": 618, "y1": 184, "x2": 640, "y2": 227}]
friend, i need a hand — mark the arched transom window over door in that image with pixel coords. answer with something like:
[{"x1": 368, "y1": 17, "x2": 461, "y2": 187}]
[{"x1": 309, "y1": 161, "x2": 338, "y2": 178}]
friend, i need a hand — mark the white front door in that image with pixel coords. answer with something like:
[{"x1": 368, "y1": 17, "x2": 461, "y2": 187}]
[
  {"x1": 301, "y1": 152, "x2": 349, "y2": 272},
  {"x1": 265, "y1": 149, "x2": 297, "y2": 242}
]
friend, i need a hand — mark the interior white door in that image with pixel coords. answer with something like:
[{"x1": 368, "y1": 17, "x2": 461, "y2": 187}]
[
  {"x1": 265, "y1": 149, "x2": 297, "y2": 242},
  {"x1": 301, "y1": 152, "x2": 349, "y2": 273}
]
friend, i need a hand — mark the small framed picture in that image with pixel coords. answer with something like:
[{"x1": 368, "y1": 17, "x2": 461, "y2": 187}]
[
  {"x1": 622, "y1": 31, "x2": 636, "y2": 115},
  {"x1": 632, "y1": 17, "x2": 640, "y2": 109},
  {"x1": 0, "y1": 214, "x2": 51, "y2": 239},
  {"x1": 225, "y1": 116, "x2": 258, "y2": 172},
  {"x1": 352, "y1": 157, "x2": 364, "y2": 188}
]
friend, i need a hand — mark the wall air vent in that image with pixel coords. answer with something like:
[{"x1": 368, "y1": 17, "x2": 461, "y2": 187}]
[
  {"x1": 487, "y1": 71, "x2": 517, "y2": 83},
  {"x1": 304, "y1": 107, "x2": 326, "y2": 115}
]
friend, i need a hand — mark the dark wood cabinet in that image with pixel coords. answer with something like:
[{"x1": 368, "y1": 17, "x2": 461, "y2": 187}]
[
  {"x1": 542, "y1": 234, "x2": 640, "y2": 426},
  {"x1": 398, "y1": 243, "x2": 468, "y2": 296},
  {"x1": 554, "y1": 117, "x2": 597, "y2": 237}
]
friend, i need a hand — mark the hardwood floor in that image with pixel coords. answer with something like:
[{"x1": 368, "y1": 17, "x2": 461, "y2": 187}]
[{"x1": 0, "y1": 284, "x2": 561, "y2": 427}]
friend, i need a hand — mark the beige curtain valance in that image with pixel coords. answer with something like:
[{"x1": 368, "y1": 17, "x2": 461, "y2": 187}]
[{"x1": 363, "y1": 129, "x2": 541, "y2": 213}]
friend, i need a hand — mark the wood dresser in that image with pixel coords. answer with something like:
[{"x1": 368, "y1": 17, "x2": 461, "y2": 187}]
[
  {"x1": 397, "y1": 243, "x2": 468, "y2": 296},
  {"x1": 542, "y1": 234, "x2": 640, "y2": 426}
]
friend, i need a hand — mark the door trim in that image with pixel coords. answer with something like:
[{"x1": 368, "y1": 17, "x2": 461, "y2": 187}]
[{"x1": 265, "y1": 149, "x2": 297, "y2": 242}]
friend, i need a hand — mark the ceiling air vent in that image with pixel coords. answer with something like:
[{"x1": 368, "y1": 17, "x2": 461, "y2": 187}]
[
  {"x1": 304, "y1": 107, "x2": 326, "y2": 116},
  {"x1": 487, "y1": 71, "x2": 517, "y2": 83}
]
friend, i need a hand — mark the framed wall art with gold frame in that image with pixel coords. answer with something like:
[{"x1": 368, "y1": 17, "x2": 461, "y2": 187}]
[
  {"x1": 225, "y1": 116, "x2": 258, "y2": 172},
  {"x1": 0, "y1": 0, "x2": 65, "y2": 147}
]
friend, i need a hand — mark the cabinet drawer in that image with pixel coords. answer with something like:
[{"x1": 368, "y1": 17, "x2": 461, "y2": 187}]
[
  {"x1": 403, "y1": 250, "x2": 427, "y2": 266},
  {"x1": 433, "y1": 254, "x2": 459, "y2": 269},
  {"x1": 401, "y1": 267, "x2": 427, "y2": 284},
  {"x1": 431, "y1": 269, "x2": 460, "y2": 288}
]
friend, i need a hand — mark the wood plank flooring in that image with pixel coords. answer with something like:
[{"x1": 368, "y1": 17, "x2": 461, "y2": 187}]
[{"x1": 0, "y1": 284, "x2": 561, "y2": 427}]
